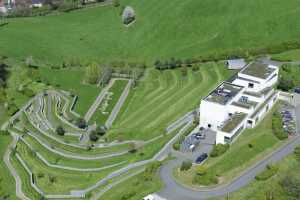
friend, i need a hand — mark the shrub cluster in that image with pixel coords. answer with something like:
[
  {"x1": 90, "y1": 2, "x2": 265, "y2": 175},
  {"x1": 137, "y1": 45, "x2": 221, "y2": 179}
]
[
  {"x1": 280, "y1": 172, "x2": 300, "y2": 199},
  {"x1": 89, "y1": 125, "x2": 107, "y2": 142},
  {"x1": 255, "y1": 164, "x2": 278, "y2": 181},
  {"x1": 180, "y1": 160, "x2": 192, "y2": 171},
  {"x1": 277, "y1": 64, "x2": 300, "y2": 91},
  {"x1": 143, "y1": 161, "x2": 162, "y2": 181},
  {"x1": 210, "y1": 144, "x2": 230, "y2": 157},
  {"x1": 56, "y1": 126, "x2": 65, "y2": 136},
  {"x1": 294, "y1": 145, "x2": 300, "y2": 161},
  {"x1": 272, "y1": 112, "x2": 288, "y2": 140},
  {"x1": 155, "y1": 41, "x2": 300, "y2": 71},
  {"x1": 172, "y1": 135, "x2": 185, "y2": 151}
]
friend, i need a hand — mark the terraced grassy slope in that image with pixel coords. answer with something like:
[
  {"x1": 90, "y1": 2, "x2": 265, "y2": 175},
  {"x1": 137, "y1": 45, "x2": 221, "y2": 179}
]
[
  {"x1": 5, "y1": 63, "x2": 233, "y2": 199},
  {"x1": 108, "y1": 62, "x2": 233, "y2": 140},
  {"x1": 0, "y1": 134, "x2": 17, "y2": 200},
  {"x1": 39, "y1": 67, "x2": 100, "y2": 115},
  {"x1": 90, "y1": 79, "x2": 129, "y2": 125},
  {"x1": 0, "y1": 0, "x2": 300, "y2": 64}
]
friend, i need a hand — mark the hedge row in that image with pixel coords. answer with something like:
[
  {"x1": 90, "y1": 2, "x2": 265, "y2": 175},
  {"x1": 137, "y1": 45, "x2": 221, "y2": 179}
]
[
  {"x1": 272, "y1": 112, "x2": 288, "y2": 140},
  {"x1": 155, "y1": 41, "x2": 300, "y2": 70},
  {"x1": 255, "y1": 164, "x2": 278, "y2": 181}
]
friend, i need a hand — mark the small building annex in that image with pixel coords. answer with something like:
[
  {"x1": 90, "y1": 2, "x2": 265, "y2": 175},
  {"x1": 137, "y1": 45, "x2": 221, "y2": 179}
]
[{"x1": 199, "y1": 61, "x2": 279, "y2": 144}]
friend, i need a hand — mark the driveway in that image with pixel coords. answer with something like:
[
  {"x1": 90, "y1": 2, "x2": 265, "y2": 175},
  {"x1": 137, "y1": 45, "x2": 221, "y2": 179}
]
[
  {"x1": 157, "y1": 135, "x2": 300, "y2": 200},
  {"x1": 157, "y1": 102, "x2": 300, "y2": 200}
]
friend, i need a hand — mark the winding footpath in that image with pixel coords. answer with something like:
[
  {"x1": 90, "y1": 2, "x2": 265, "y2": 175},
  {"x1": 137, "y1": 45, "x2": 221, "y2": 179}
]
[{"x1": 3, "y1": 134, "x2": 31, "y2": 200}]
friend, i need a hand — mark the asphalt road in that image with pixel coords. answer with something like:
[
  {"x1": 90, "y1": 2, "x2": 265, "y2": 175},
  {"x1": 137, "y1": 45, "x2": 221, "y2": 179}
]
[
  {"x1": 157, "y1": 100, "x2": 300, "y2": 200},
  {"x1": 158, "y1": 135, "x2": 300, "y2": 200}
]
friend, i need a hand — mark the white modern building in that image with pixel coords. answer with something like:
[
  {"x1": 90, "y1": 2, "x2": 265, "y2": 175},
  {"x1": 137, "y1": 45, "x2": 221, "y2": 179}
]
[
  {"x1": 200, "y1": 62, "x2": 279, "y2": 144},
  {"x1": 227, "y1": 59, "x2": 247, "y2": 70}
]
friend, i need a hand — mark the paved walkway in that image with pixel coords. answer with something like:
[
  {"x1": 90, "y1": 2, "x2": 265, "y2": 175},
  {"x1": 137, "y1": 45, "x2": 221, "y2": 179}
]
[
  {"x1": 84, "y1": 79, "x2": 115, "y2": 122},
  {"x1": 105, "y1": 79, "x2": 133, "y2": 128},
  {"x1": 3, "y1": 135, "x2": 31, "y2": 200}
]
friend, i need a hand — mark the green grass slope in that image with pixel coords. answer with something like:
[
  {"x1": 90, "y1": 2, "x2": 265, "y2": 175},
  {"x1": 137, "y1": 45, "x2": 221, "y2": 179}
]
[
  {"x1": 0, "y1": 134, "x2": 17, "y2": 200},
  {"x1": 0, "y1": 0, "x2": 300, "y2": 64},
  {"x1": 108, "y1": 62, "x2": 233, "y2": 140}
]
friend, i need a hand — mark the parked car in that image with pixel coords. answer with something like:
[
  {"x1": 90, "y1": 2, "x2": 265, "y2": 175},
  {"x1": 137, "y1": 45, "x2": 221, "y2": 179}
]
[
  {"x1": 295, "y1": 88, "x2": 300, "y2": 94},
  {"x1": 192, "y1": 132, "x2": 206, "y2": 140},
  {"x1": 195, "y1": 153, "x2": 208, "y2": 164}
]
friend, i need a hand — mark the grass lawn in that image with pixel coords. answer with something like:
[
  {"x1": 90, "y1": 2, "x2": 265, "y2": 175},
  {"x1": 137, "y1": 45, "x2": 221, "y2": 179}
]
[
  {"x1": 90, "y1": 79, "x2": 128, "y2": 125},
  {"x1": 38, "y1": 66, "x2": 100, "y2": 115},
  {"x1": 19, "y1": 112, "x2": 131, "y2": 155},
  {"x1": 10, "y1": 155, "x2": 41, "y2": 200},
  {"x1": 213, "y1": 154, "x2": 300, "y2": 200},
  {"x1": 0, "y1": 134, "x2": 17, "y2": 200},
  {"x1": 99, "y1": 169, "x2": 163, "y2": 200},
  {"x1": 0, "y1": 0, "x2": 299, "y2": 65},
  {"x1": 272, "y1": 49, "x2": 300, "y2": 61},
  {"x1": 174, "y1": 103, "x2": 285, "y2": 187},
  {"x1": 15, "y1": 142, "x2": 124, "y2": 194},
  {"x1": 108, "y1": 62, "x2": 233, "y2": 141}
]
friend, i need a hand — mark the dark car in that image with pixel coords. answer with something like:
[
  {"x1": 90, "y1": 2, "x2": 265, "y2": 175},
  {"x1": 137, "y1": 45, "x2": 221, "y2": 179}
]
[
  {"x1": 192, "y1": 132, "x2": 206, "y2": 140},
  {"x1": 195, "y1": 153, "x2": 208, "y2": 164},
  {"x1": 295, "y1": 88, "x2": 300, "y2": 94}
]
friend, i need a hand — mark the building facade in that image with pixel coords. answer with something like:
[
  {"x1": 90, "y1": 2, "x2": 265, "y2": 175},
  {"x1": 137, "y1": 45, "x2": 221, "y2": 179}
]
[{"x1": 199, "y1": 62, "x2": 279, "y2": 144}]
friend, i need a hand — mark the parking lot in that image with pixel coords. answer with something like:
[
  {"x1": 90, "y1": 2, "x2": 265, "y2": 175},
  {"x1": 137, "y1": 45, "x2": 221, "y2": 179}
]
[
  {"x1": 178, "y1": 126, "x2": 216, "y2": 163},
  {"x1": 279, "y1": 103, "x2": 297, "y2": 136}
]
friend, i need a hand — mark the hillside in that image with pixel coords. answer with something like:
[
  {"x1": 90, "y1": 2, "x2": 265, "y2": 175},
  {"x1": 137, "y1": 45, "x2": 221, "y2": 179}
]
[{"x1": 0, "y1": 0, "x2": 300, "y2": 64}]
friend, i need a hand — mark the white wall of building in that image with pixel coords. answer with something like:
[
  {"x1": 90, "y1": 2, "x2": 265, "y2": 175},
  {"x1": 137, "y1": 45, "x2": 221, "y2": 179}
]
[{"x1": 199, "y1": 101, "x2": 228, "y2": 131}]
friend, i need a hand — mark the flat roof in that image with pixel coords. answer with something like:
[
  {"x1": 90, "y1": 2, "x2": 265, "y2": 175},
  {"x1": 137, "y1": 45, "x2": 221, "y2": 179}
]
[
  {"x1": 205, "y1": 82, "x2": 243, "y2": 105},
  {"x1": 231, "y1": 99, "x2": 258, "y2": 109},
  {"x1": 240, "y1": 62, "x2": 276, "y2": 79},
  {"x1": 221, "y1": 113, "x2": 247, "y2": 133}
]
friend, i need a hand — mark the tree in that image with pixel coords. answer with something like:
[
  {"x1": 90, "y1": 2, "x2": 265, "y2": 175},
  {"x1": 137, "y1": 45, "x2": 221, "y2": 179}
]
[
  {"x1": 112, "y1": 0, "x2": 120, "y2": 7},
  {"x1": 85, "y1": 62, "x2": 101, "y2": 84},
  {"x1": 96, "y1": 125, "x2": 106, "y2": 136},
  {"x1": 89, "y1": 132, "x2": 99, "y2": 142},
  {"x1": 76, "y1": 118, "x2": 87, "y2": 129},
  {"x1": 280, "y1": 173, "x2": 300, "y2": 199},
  {"x1": 56, "y1": 126, "x2": 65, "y2": 136},
  {"x1": 128, "y1": 142, "x2": 137, "y2": 153},
  {"x1": 294, "y1": 145, "x2": 300, "y2": 161},
  {"x1": 180, "y1": 160, "x2": 192, "y2": 171},
  {"x1": 277, "y1": 78, "x2": 294, "y2": 91}
]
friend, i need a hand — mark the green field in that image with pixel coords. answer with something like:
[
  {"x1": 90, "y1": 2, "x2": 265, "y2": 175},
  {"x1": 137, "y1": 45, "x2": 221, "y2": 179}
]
[
  {"x1": 38, "y1": 66, "x2": 100, "y2": 115},
  {"x1": 108, "y1": 62, "x2": 233, "y2": 141},
  {"x1": 272, "y1": 49, "x2": 300, "y2": 61},
  {"x1": 90, "y1": 79, "x2": 128, "y2": 125},
  {"x1": 174, "y1": 103, "x2": 284, "y2": 187},
  {"x1": 214, "y1": 154, "x2": 300, "y2": 200},
  {"x1": 0, "y1": 0, "x2": 300, "y2": 64}
]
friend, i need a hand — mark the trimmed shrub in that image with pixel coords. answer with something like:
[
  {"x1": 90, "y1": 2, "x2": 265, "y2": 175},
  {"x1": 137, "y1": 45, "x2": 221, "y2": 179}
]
[
  {"x1": 255, "y1": 164, "x2": 278, "y2": 181},
  {"x1": 195, "y1": 165, "x2": 207, "y2": 176},
  {"x1": 180, "y1": 160, "x2": 192, "y2": 171},
  {"x1": 56, "y1": 126, "x2": 65, "y2": 136},
  {"x1": 75, "y1": 118, "x2": 87, "y2": 129},
  {"x1": 210, "y1": 144, "x2": 230, "y2": 157},
  {"x1": 280, "y1": 173, "x2": 300, "y2": 199},
  {"x1": 143, "y1": 161, "x2": 161, "y2": 181},
  {"x1": 294, "y1": 145, "x2": 300, "y2": 161},
  {"x1": 173, "y1": 142, "x2": 180, "y2": 151},
  {"x1": 89, "y1": 132, "x2": 99, "y2": 142},
  {"x1": 272, "y1": 112, "x2": 288, "y2": 140}
]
